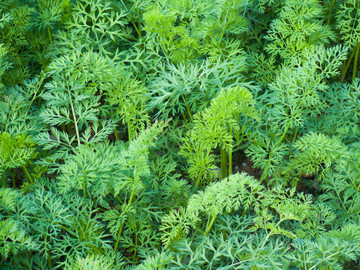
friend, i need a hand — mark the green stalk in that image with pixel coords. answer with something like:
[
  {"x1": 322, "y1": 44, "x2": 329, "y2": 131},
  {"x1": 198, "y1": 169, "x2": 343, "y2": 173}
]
[
  {"x1": 1, "y1": 173, "x2": 6, "y2": 187},
  {"x1": 114, "y1": 222, "x2": 124, "y2": 253},
  {"x1": 260, "y1": 232, "x2": 272, "y2": 249},
  {"x1": 326, "y1": 0, "x2": 336, "y2": 25},
  {"x1": 228, "y1": 148, "x2": 233, "y2": 176},
  {"x1": 36, "y1": 0, "x2": 43, "y2": 11},
  {"x1": 308, "y1": 253, "x2": 339, "y2": 270},
  {"x1": 127, "y1": 118, "x2": 133, "y2": 141},
  {"x1": 67, "y1": 89, "x2": 81, "y2": 146},
  {"x1": 220, "y1": 148, "x2": 228, "y2": 179},
  {"x1": 181, "y1": 112, "x2": 188, "y2": 122},
  {"x1": 44, "y1": 233, "x2": 52, "y2": 269},
  {"x1": 132, "y1": 21, "x2": 142, "y2": 37},
  {"x1": 228, "y1": 129, "x2": 233, "y2": 176},
  {"x1": 114, "y1": 126, "x2": 119, "y2": 141},
  {"x1": 259, "y1": 219, "x2": 284, "y2": 249},
  {"x1": 218, "y1": 0, "x2": 240, "y2": 45},
  {"x1": 111, "y1": 109, "x2": 120, "y2": 141},
  {"x1": 82, "y1": 182, "x2": 86, "y2": 197},
  {"x1": 288, "y1": 125, "x2": 299, "y2": 158},
  {"x1": 47, "y1": 25, "x2": 52, "y2": 44},
  {"x1": 205, "y1": 214, "x2": 217, "y2": 234},
  {"x1": 182, "y1": 95, "x2": 193, "y2": 122},
  {"x1": 352, "y1": 43, "x2": 360, "y2": 82},
  {"x1": 47, "y1": 253, "x2": 52, "y2": 268},
  {"x1": 341, "y1": 46, "x2": 356, "y2": 82},
  {"x1": 128, "y1": 185, "x2": 136, "y2": 205},
  {"x1": 241, "y1": 207, "x2": 248, "y2": 217},
  {"x1": 22, "y1": 165, "x2": 33, "y2": 184},
  {"x1": 194, "y1": 176, "x2": 202, "y2": 188},
  {"x1": 185, "y1": 104, "x2": 193, "y2": 122}
]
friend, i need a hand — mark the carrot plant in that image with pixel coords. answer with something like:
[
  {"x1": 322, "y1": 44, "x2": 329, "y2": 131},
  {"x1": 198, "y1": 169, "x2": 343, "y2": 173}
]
[{"x1": 2, "y1": 0, "x2": 360, "y2": 269}]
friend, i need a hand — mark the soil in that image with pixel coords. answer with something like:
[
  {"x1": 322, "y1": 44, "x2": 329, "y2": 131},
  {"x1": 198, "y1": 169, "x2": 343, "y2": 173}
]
[{"x1": 231, "y1": 149, "x2": 263, "y2": 179}]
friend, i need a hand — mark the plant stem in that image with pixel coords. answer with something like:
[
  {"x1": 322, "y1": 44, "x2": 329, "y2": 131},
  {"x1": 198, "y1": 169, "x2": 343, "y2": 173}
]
[
  {"x1": 218, "y1": 0, "x2": 240, "y2": 45},
  {"x1": 127, "y1": 118, "x2": 133, "y2": 141},
  {"x1": 47, "y1": 25, "x2": 52, "y2": 44},
  {"x1": 341, "y1": 46, "x2": 356, "y2": 82},
  {"x1": 111, "y1": 109, "x2": 120, "y2": 141},
  {"x1": 194, "y1": 176, "x2": 202, "y2": 188},
  {"x1": 1, "y1": 173, "x2": 6, "y2": 187},
  {"x1": 182, "y1": 112, "x2": 188, "y2": 122},
  {"x1": 36, "y1": 0, "x2": 43, "y2": 11},
  {"x1": 44, "y1": 233, "x2": 52, "y2": 269},
  {"x1": 308, "y1": 252, "x2": 340, "y2": 270},
  {"x1": 185, "y1": 104, "x2": 193, "y2": 122},
  {"x1": 220, "y1": 148, "x2": 228, "y2": 179},
  {"x1": 352, "y1": 42, "x2": 360, "y2": 82},
  {"x1": 260, "y1": 232, "x2": 272, "y2": 249},
  {"x1": 114, "y1": 222, "x2": 124, "y2": 253},
  {"x1": 83, "y1": 181, "x2": 86, "y2": 197},
  {"x1": 327, "y1": 0, "x2": 336, "y2": 25},
  {"x1": 228, "y1": 129, "x2": 233, "y2": 176},
  {"x1": 288, "y1": 125, "x2": 299, "y2": 158},
  {"x1": 132, "y1": 21, "x2": 142, "y2": 37},
  {"x1": 114, "y1": 126, "x2": 119, "y2": 141},
  {"x1": 22, "y1": 165, "x2": 33, "y2": 183},
  {"x1": 67, "y1": 89, "x2": 81, "y2": 146},
  {"x1": 128, "y1": 185, "x2": 136, "y2": 205},
  {"x1": 241, "y1": 207, "x2": 248, "y2": 217},
  {"x1": 228, "y1": 148, "x2": 233, "y2": 176},
  {"x1": 205, "y1": 214, "x2": 217, "y2": 234}
]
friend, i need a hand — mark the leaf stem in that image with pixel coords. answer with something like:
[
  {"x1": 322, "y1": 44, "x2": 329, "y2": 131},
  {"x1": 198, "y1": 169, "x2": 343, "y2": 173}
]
[
  {"x1": 127, "y1": 118, "x2": 133, "y2": 141},
  {"x1": 352, "y1": 42, "x2": 360, "y2": 82},
  {"x1": 308, "y1": 252, "x2": 340, "y2": 270},
  {"x1": 47, "y1": 25, "x2": 53, "y2": 44},
  {"x1": 218, "y1": 0, "x2": 240, "y2": 45},
  {"x1": 228, "y1": 148, "x2": 233, "y2": 176},
  {"x1": 341, "y1": 46, "x2": 356, "y2": 82},
  {"x1": 114, "y1": 222, "x2": 124, "y2": 253},
  {"x1": 326, "y1": 0, "x2": 336, "y2": 25},
  {"x1": 83, "y1": 181, "x2": 86, "y2": 197},
  {"x1": 185, "y1": 104, "x2": 193, "y2": 122},
  {"x1": 220, "y1": 148, "x2": 228, "y2": 179},
  {"x1": 194, "y1": 175, "x2": 202, "y2": 188},
  {"x1": 67, "y1": 89, "x2": 81, "y2": 146},
  {"x1": 22, "y1": 165, "x2": 33, "y2": 184},
  {"x1": 205, "y1": 214, "x2": 217, "y2": 234},
  {"x1": 1, "y1": 172, "x2": 6, "y2": 187},
  {"x1": 114, "y1": 126, "x2": 119, "y2": 141},
  {"x1": 36, "y1": 0, "x2": 43, "y2": 11},
  {"x1": 228, "y1": 129, "x2": 233, "y2": 176},
  {"x1": 132, "y1": 21, "x2": 141, "y2": 37}
]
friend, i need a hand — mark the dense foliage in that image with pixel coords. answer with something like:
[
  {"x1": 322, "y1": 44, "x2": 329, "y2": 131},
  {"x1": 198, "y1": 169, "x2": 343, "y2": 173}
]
[{"x1": 1, "y1": 0, "x2": 360, "y2": 269}]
